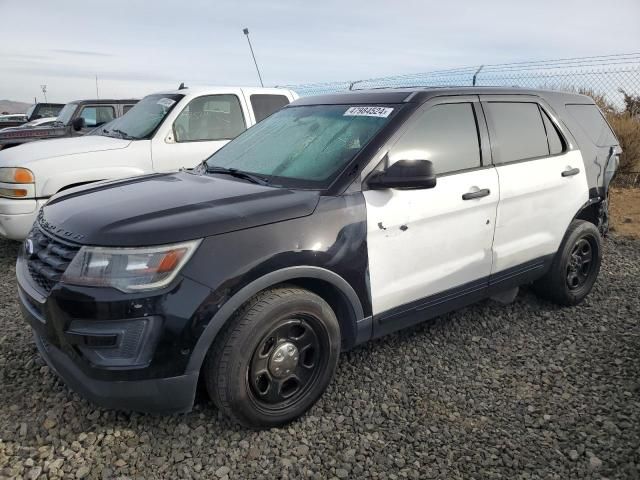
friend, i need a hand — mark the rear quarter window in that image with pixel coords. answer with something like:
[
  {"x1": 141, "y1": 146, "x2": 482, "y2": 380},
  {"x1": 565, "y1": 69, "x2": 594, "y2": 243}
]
[
  {"x1": 250, "y1": 94, "x2": 290, "y2": 123},
  {"x1": 566, "y1": 104, "x2": 617, "y2": 147}
]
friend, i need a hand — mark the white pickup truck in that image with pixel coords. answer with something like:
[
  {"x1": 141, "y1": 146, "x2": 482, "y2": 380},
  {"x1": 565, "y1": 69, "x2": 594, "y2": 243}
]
[{"x1": 0, "y1": 86, "x2": 297, "y2": 240}]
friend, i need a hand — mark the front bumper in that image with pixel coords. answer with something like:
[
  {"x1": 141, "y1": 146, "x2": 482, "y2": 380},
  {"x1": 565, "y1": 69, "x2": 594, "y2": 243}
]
[
  {"x1": 0, "y1": 198, "x2": 44, "y2": 241},
  {"x1": 16, "y1": 248, "x2": 212, "y2": 414},
  {"x1": 32, "y1": 330, "x2": 198, "y2": 413}
]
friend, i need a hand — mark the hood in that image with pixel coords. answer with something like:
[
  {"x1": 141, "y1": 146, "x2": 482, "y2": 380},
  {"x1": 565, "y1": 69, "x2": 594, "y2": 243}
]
[
  {"x1": 0, "y1": 135, "x2": 131, "y2": 165},
  {"x1": 40, "y1": 171, "x2": 320, "y2": 246}
]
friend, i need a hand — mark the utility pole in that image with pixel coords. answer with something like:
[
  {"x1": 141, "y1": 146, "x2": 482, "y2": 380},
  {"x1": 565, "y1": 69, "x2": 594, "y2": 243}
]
[
  {"x1": 40, "y1": 85, "x2": 47, "y2": 102},
  {"x1": 242, "y1": 27, "x2": 264, "y2": 87},
  {"x1": 95, "y1": 75, "x2": 99, "y2": 99}
]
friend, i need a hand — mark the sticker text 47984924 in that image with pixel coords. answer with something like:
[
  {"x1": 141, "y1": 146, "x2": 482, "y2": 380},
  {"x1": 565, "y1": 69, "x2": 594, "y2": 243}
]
[{"x1": 343, "y1": 106, "x2": 394, "y2": 118}]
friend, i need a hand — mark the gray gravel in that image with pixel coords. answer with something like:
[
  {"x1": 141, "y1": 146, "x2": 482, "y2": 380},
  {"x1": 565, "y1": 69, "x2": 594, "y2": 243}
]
[{"x1": 1, "y1": 236, "x2": 639, "y2": 479}]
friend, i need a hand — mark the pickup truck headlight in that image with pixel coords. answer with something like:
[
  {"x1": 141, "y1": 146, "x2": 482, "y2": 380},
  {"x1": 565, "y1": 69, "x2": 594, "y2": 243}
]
[
  {"x1": 61, "y1": 240, "x2": 201, "y2": 292},
  {"x1": 0, "y1": 167, "x2": 35, "y2": 198}
]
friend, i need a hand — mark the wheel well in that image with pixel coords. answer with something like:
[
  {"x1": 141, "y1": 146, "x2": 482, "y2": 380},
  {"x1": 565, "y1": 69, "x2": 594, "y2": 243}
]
[
  {"x1": 278, "y1": 278, "x2": 358, "y2": 350},
  {"x1": 576, "y1": 202, "x2": 600, "y2": 227}
]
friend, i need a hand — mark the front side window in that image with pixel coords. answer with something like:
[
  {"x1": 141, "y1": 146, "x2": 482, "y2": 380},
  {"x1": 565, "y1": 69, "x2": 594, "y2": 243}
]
[
  {"x1": 174, "y1": 94, "x2": 246, "y2": 142},
  {"x1": 80, "y1": 106, "x2": 115, "y2": 128},
  {"x1": 250, "y1": 94, "x2": 290, "y2": 122},
  {"x1": 100, "y1": 94, "x2": 183, "y2": 139},
  {"x1": 389, "y1": 103, "x2": 481, "y2": 175},
  {"x1": 205, "y1": 104, "x2": 398, "y2": 188},
  {"x1": 485, "y1": 102, "x2": 549, "y2": 163}
]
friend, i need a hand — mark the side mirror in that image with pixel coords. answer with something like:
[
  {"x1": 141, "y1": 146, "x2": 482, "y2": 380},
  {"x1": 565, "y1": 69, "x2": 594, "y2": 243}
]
[
  {"x1": 368, "y1": 159, "x2": 436, "y2": 190},
  {"x1": 72, "y1": 117, "x2": 86, "y2": 131}
]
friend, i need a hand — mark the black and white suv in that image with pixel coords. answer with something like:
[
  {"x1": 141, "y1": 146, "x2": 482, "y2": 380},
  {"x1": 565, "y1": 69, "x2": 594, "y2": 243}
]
[{"x1": 17, "y1": 87, "x2": 620, "y2": 428}]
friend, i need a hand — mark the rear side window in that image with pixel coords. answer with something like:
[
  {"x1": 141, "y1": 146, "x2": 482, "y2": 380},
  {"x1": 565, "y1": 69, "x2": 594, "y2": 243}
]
[
  {"x1": 485, "y1": 102, "x2": 548, "y2": 163},
  {"x1": 566, "y1": 104, "x2": 617, "y2": 147},
  {"x1": 250, "y1": 94, "x2": 290, "y2": 123},
  {"x1": 389, "y1": 103, "x2": 481, "y2": 175}
]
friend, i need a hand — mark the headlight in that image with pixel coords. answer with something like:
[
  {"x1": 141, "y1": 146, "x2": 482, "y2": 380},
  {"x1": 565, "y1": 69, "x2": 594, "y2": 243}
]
[
  {"x1": 0, "y1": 167, "x2": 34, "y2": 183},
  {"x1": 61, "y1": 240, "x2": 201, "y2": 292},
  {"x1": 0, "y1": 167, "x2": 35, "y2": 198}
]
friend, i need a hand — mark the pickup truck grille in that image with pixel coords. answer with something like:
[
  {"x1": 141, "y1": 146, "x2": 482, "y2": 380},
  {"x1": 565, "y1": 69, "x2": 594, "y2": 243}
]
[{"x1": 26, "y1": 228, "x2": 80, "y2": 294}]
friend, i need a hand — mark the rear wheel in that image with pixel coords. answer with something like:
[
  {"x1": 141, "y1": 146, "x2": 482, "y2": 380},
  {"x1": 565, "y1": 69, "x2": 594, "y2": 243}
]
[
  {"x1": 533, "y1": 220, "x2": 602, "y2": 306},
  {"x1": 204, "y1": 285, "x2": 340, "y2": 428}
]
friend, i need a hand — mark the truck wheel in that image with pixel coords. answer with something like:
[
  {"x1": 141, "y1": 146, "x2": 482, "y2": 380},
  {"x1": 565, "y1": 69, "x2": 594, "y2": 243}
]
[
  {"x1": 204, "y1": 285, "x2": 341, "y2": 428},
  {"x1": 533, "y1": 220, "x2": 602, "y2": 306}
]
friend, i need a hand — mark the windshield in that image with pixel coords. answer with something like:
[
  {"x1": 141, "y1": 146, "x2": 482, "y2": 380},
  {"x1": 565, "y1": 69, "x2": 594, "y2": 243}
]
[
  {"x1": 204, "y1": 104, "x2": 398, "y2": 189},
  {"x1": 56, "y1": 103, "x2": 78, "y2": 125},
  {"x1": 101, "y1": 94, "x2": 183, "y2": 140},
  {"x1": 25, "y1": 105, "x2": 35, "y2": 118}
]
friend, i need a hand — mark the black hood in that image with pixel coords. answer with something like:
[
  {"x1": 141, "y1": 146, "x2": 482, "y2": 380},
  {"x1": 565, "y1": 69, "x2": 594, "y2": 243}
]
[{"x1": 40, "y1": 172, "x2": 320, "y2": 246}]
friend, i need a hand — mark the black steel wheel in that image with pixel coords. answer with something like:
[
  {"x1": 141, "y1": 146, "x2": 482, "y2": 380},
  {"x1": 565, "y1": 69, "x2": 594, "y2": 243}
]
[
  {"x1": 249, "y1": 316, "x2": 326, "y2": 411},
  {"x1": 566, "y1": 238, "x2": 594, "y2": 290},
  {"x1": 204, "y1": 285, "x2": 340, "y2": 428},
  {"x1": 533, "y1": 219, "x2": 602, "y2": 306}
]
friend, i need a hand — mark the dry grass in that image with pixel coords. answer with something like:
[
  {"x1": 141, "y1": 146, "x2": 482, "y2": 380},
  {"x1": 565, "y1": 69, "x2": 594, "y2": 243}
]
[{"x1": 609, "y1": 187, "x2": 640, "y2": 239}]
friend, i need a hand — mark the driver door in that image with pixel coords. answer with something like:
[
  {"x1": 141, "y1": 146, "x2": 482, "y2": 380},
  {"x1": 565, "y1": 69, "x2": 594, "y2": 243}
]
[
  {"x1": 364, "y1": 97, "x2": 499, "y2": 332},
  {"x1": 151, "y1": 93, "x2": 249, "y2": 172}
]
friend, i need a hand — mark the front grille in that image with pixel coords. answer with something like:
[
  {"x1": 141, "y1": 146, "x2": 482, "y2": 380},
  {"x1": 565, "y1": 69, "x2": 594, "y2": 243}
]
[{"x1": 26, "y1": 228, "x2": 80, "y2": 294}]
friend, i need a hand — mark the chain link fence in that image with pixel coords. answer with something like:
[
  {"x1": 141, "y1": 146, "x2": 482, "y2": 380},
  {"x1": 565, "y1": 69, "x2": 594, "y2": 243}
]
[
  {"x1": 287, "y1": 53, "x2": 640, "y2": 110},
  {"x1": 287, "y1": 53, "x2": 640, "y2": 187}
]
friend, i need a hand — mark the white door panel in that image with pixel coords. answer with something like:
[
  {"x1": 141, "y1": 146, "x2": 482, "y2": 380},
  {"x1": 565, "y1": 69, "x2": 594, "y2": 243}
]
[
  {"x1": 151, "y1": 139, "x2": 229, "y2": 172},
  {"x1": 365, "y1": 168, "x2": 499, "y2": 315},
  {"x1": 492, "y1": 150, "x2": 589, "y2": 273}
]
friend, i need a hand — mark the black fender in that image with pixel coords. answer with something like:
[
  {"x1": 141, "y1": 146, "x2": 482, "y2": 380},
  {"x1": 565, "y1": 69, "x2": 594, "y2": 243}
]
[{"x1": 185, "y1": 266, "x2": 368, "y2": 375}]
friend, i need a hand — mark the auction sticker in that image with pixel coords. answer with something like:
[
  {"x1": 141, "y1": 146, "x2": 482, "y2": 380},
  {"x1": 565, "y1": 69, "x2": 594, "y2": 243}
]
[
  {"x1": 344, "y1": 106, "x2": 393, "y2": 118},
  {"x1": 157, "y1": 98, "x2": 176, "y2": 108}
]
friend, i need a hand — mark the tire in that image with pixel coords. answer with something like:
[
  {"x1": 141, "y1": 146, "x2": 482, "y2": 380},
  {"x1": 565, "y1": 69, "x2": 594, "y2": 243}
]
[
  {"x1": 204, "y1": 285, "x2": 341, "y2": 428},
  {"x1": 533, "y1": 220, "x2": 602, "y2": 306}
]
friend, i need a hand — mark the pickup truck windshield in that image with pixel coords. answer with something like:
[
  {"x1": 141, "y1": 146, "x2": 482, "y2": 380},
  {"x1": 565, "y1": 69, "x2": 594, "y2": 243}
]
[
  {"x1": 56, "y1": 103, "x2": 78, "y2": 125},
  {"x1": 102, "y1": 94, "x2": 183, "y2": 140},
  {"x1": 204, "y1": 104, "x2": 398, "y2": 189}
]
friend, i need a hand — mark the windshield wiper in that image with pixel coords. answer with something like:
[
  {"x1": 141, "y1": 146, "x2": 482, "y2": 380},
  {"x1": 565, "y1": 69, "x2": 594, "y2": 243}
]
[
  {"x1": 102, "y1": 128, "x2": 137, "y2": 140},
  {"x1": 205, "y1": 166, "x2": 270, "y2": 185},
  {"x1": 112, "y1": 128, "x2": 138, "y2": 140}
]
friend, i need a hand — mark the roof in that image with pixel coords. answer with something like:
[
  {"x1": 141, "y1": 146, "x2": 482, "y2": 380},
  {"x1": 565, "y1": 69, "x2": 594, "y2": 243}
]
[
  {"x1": 290, "y1": 86, "x2": 594, "y2": 106},
  {"x1": 69, "y1": 99, "x2": 139, "y2": 105},
  {"x1": 152, "y1": 86, "x2": 296, "y2": 97}
]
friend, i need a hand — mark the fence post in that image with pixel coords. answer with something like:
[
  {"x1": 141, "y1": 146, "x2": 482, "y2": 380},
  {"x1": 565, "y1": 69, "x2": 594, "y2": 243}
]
[{"x1": 472, "y1": 65, "x2": 484, "y2": 86}]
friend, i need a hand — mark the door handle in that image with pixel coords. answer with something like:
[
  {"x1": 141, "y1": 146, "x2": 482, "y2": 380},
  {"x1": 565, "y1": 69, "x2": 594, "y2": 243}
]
[
  {"x1": 561, "y1": 167, "x2": 580, "y2": 177},
  {"x1": 462, "y1": 188, "x2": 490, "y2": 200}
]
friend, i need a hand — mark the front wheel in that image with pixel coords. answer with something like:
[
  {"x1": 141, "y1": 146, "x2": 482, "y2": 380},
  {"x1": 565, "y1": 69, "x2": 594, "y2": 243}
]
[
  {"x1": 533, "y1": 220, "x2": 602, "y2": 306},
  {"x1": 204, "y1": 285, "x2": 341, "y2": 428}
]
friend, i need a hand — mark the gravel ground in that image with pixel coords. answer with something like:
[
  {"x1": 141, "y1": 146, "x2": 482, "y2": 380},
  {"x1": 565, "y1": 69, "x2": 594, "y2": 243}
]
[{"x1": 0, "y1": 236, "x2": 638, "y2": 480}]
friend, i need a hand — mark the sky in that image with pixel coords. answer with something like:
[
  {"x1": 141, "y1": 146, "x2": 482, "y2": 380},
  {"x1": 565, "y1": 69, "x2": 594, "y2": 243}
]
[{"x1": 1, "y1": 0, "x2": 639, "y2": 103}]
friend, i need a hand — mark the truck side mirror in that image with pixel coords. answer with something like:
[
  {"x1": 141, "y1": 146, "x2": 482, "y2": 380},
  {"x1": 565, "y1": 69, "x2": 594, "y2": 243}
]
[
  {"x1": 368, "y1": 159, "x2": 437, "y2": 190},
  {"x1": 72, "y1": 117, "x2": 86, "y2": 131}
]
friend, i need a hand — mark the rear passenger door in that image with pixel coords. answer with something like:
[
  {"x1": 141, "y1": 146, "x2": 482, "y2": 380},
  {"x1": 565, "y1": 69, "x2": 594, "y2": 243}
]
[
  {"x1": 481, "y1": 96, "x2": 589, "y2": 277},
  {"x1": 365, "y1": 97, "x2": 499, "y2": 322}
]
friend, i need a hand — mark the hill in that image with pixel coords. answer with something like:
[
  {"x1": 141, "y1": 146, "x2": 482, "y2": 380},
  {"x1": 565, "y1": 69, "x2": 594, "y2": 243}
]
[{"x1": 0, "y1": 100, "x2": 31, "y2": 115}]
